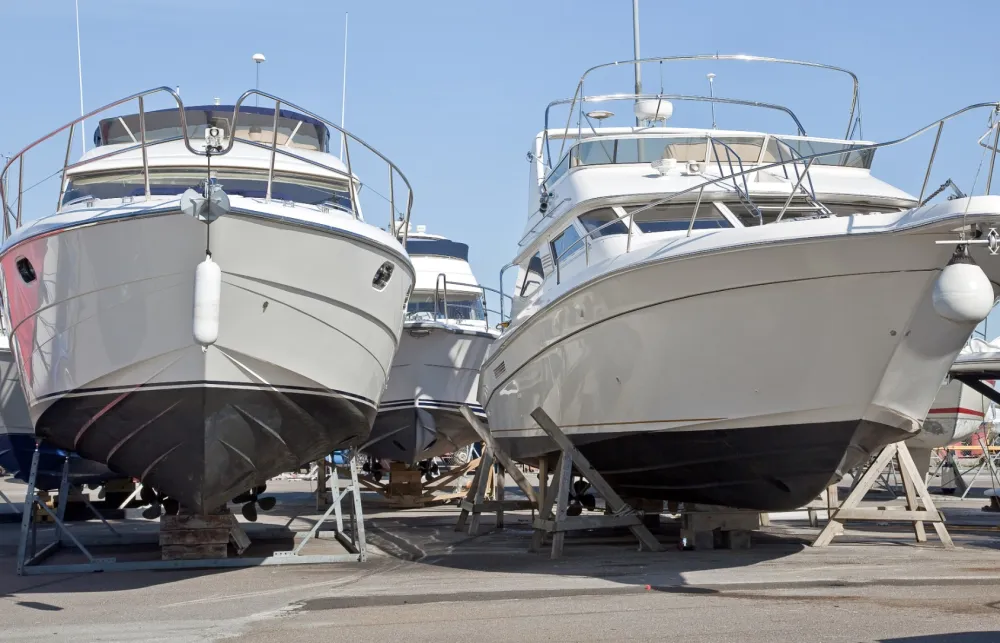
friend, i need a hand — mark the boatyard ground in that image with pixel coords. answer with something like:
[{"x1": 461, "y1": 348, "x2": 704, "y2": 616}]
[{"x1": 2, "y1": 475, "x2": 1000, "y2": 642}]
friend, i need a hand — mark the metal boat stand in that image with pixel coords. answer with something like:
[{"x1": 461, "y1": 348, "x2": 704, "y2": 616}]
[
  {"x1": 929, "y1": 448, "x2": 971, "y2": 496},
  {"x1": 813, "y1": 440, "x2": 954, "y2": 548},
  {"x1": 14, "y1": 443, "x2": 369, "y2": 575},
  {"x1": 455, "y1": 406, "x2": 537, "y2": 534}
]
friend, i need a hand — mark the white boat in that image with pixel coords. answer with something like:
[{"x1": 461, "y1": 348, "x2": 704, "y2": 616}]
[
  {"x1": 480, "y1": 54, "x2": 1000, "y2": 511},
  {"x1": 906, "y1": 338, "x2": 994, "y2": 480},
  {"x1": 0, "y1": 91, "x2": 415, "y2": 512},
  {"x1": 365, "y1": 226, "x2": 501, "y2": 467}
]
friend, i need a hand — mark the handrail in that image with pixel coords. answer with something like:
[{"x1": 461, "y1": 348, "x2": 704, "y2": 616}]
[
  {"x1": 543, "y1": 101, "x2": 1000, "y2": 285},
  {"x1": 427, "y1": 273, "x2": 511, "y2": 327},
  {"x1": 548, "y1": 54, "x2": 862, "y2": 169},
  {"x1": 0, "y1": 87, "x2": 413, "y2": 245},
  {"x1": 542, "y1": 91, "x2": 808, "y2": 174}
]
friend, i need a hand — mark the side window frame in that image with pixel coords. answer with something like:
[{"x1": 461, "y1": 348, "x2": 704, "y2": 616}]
[{"x1": 518, "y1": 251, "x2": 545, "y2": 298}]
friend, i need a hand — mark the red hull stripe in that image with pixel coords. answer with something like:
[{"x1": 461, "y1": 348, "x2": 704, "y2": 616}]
[{"x1": 927, "y1": 407, "x2": 986, "y2": 418}]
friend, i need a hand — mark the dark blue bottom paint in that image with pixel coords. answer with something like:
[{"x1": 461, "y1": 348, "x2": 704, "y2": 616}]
[{"x1": 0, "y1": 434, "x2": 117, "y2": 490}]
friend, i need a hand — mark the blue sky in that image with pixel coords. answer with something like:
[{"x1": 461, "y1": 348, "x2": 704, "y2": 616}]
[{"x1": 3, "y1": 0, "x2": 1000, "y2": 334}]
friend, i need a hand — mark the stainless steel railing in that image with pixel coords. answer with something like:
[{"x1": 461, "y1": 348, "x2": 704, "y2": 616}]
[
  {"x1": 544, "y1": 101, "x2": 1000, "y2": 285},
  {"x1": 541, "y1": 91, "x2": 809, "y2": 184},
  {"x1": 546, "y1": 54, "x2": 863, "y2": 171},
  {"x1": 0, "y1": 87, "x2": 413, "y2": 244},
  {"x1": 427, "y1": 273, "x2": 512, "y2": 327}
]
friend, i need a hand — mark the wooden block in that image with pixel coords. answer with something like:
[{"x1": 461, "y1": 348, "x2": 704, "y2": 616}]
[
  {"x1": 161, "y1": 543, "x2": 228, "y2": 561},
  {"x1": 159, "y1": 528, "x2": 230, "y2": 547},
  {"x1": 161, "y1": 514, "x2": 235, "y2": 530}
]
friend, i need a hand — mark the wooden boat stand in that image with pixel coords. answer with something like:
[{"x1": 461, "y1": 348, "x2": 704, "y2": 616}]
[
  {"x1": 455, "y1": 406, "x2": 661, "y2": 558},
  {"x1": 14, "y1": 442, "x2": 369, "y2": 575},
  {"x1": 812, "y1": 440, "x2": 954, "y2": 548},
  {"x1": 347, "y1": 457, "x2": 482, "y2": 509}
]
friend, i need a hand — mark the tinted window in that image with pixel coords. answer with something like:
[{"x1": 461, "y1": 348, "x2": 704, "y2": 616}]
[
  {"x1": 62, "y1": 169, "x2": 352, "y2": 211},
  {"x1": 579, "y1": 207, "x2": 627, "y2": 236},
  {"x1": 550, "y1": 224, "x2": 583, "y2": 261},
  {"x1": 775, "y1": 138, "x2": 873, "y2": 168},
  {"x1": 632, "y1": 203, "x2": 732, "y2": 233},
  {"x1": 404, "y1": 238, "x2": 470, "y2": 260},
  {"x1": 519, "y1": 253, "x2": 545, "y2": 298}
]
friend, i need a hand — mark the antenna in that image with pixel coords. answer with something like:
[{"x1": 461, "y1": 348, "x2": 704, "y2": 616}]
[
  {"x1": 339, "y1": 12, "x2": 349, "y2": 160},
  {"x1": 252, "y1": 53, "x2": 266, "y2": 107},
  {"x1": 75, "y1": 0, "x2": 85, "y2": 156},
  {"x1": 707, "y1": 73, "x2": 717, "y2": 129},
  {"x1": 631, "y1": 0, "x2": 641, "y2": 127}
]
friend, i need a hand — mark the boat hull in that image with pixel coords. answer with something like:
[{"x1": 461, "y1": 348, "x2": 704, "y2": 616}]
[
  {"x1": 0, "y1": 208, "x2": 412, "y2": 511},
  {"x1": 0, "y1": 342, "x2": 115, "y2": 490},
  {"x1": 367, "y1": 324, "x2": 494, "y2": 464},
  {"x1": 482, "y1": 224, "x2": 992, "y2": 511}
]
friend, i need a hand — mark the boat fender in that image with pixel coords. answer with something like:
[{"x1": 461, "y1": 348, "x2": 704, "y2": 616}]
[
  {"x1": 932, "y1": 249, "x2": 993, "y2": 324},
  {"x1": 193, "y1": 256, "x2": 222, "y2": 346}
]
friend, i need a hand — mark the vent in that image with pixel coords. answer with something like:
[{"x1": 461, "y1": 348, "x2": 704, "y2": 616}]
[{"x1": 493, "y1": 361, "x2": 507, "y2": 379}]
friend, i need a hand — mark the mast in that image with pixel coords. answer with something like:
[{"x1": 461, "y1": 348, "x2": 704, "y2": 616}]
[
  {"x1": 339, "y1": 12, "x2": 349, "y2": 160},
  {"x1": 75, "y1": 0, "x2": 85, "y2": 156},
  {"x1": 631, "y1": 0, "x2": 641, "y2": 126}
]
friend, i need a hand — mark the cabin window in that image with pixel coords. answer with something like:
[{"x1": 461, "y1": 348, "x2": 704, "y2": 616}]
[
  {"x1": 61, "y1": 169, "x2": 353, "y2": 212},
  {"x1": 708, "y1": 137, "x2": 766, "y2": 165},
  {"x1": 773, "y1": 138, "x2": 874, "y2": 168},
  {"x1": 612, "y1": 137, "x2": 707, "y2": 165},
  {"x1": 519, "y1": 252, "x2": 545, "y2": 298},
  {"x1": 94, "y1": 107, "x2": 330, "y2": 152},
  {"x1": 631, "y1": 203, "x2": 732, "y2": 233},
  {"x1": 578, "y1": 207, "x2": 627, "y2": 236},
  {"x1": 549, "y1": 224, "x2": 584, "y2": 262},
  {"x1": 406, "y1": 291, "x2": 485, "y2": 321}
]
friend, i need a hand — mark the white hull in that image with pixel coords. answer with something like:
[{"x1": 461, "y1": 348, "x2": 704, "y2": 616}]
[
  {"x1": 0, "y1": 204, "x2": 413, "y2": 509},
  {"x1": 482, "y1": 209, "x2": 1000, "y2": 510},
  {"x1": 367, "y1": 322, "x2": 495, "y2": 464},
  {"x1": 908, "y1": 379, "x2": 988, "y2": 450}
]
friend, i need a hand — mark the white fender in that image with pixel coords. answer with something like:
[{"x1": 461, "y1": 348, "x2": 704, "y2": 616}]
[
  {"x1": 932, "y1": 262, "x2": 993, "y2": 324},
  {"x1": 193, "y1": 256, "x2": 222, "y2": 346}
]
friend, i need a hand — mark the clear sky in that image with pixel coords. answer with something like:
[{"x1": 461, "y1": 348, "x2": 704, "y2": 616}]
[{"x1": 3, "y1": 0, "x2": 1000, "y2": 334}]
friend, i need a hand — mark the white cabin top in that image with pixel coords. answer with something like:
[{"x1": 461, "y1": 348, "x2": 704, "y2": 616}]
[
  {"x1": 516, "y1": 54, "x2": 916, "y2": 265},
  {"x1": 402, "y1": 226, "x2": 488, "y2": 328},
  {"x1": 61, "y1": 104, "x2": 355, "y2": 216}
]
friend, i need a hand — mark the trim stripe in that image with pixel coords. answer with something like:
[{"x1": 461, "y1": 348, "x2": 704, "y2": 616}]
[
  {"x1": 33, "y1": 380, "x2": 376, "y2": 408},
  {"x1": 927, "y1": 407, "x2": 986, "y2": 418}
]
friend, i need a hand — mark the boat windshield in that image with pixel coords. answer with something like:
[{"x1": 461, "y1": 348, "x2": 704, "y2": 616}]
[
  {"x1": 548, "y1": 134, "x2": 874, "y2": 185},
  {"x1": 404, "y1": 238, "x2": 470, "y2": 260},
  {"x1": 93, "y1": 106, "x2": 331, "y2": 152},
  {"x1": 407, "y1": 291, "x2": 485, "y2": 322},
  {"x1": 62, "y1": 168, "x2": 352, "y2": 211}
]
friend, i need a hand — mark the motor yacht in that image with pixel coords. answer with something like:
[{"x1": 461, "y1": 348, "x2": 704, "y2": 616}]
[
  {"x1": 365, "y1": 225, "x2": 501, "y2": 470},
  {"x1": 480, "y1": 54, "x2": 1000, "y2": 511},
  {"x1": 0, "y1": 90, "x2": 415, "y2": 513}
]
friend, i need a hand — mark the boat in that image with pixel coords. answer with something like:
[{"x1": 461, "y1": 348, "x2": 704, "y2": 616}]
[
  {"x1": 479, "y1": 54, "x2": 1000, "y2": 512},
  {"x1": 0, "y1": 332, "x2": 114, "y2": 490},
  {"x1": 364, "y1": 225, "x2": 501, "y2": 472},
  {"x1": 0, "y1": 89, "x2": 415, "y2": 514},
  {"x1": 906, "y1": 337, "x2": 995, "y2": 480}
]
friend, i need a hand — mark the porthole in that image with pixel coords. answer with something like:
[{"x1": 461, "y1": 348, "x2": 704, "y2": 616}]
[
  {"x1": 15, "y1": 257, "x2": 36, "y2": 284},
  {"x1": 372, "y1": 261, "x2": 394, "y2": 291}
]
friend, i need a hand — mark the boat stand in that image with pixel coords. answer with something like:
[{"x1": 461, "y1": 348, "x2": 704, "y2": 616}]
[
  {"x1": 813, "y1": 441, "x2": 954, "y2": 548},
  {"x1": 455, "y1": 406, "x2": 537, "y2": 534},
  {"x1": 526, "y1": 408, "x2": 660, "y2": 558},
  {"x1": 356, "y1": 457, "x2": 481, "y2": 508},
  {"x1": 928, "y1": 448, "x2": 971, "y2": 495},
  {"x1": 958, "y1": 435, "x2": 1000, "y2": 500},
  {"x1": 14, "y1": 443, "x2": 369, "y2": 575}
]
